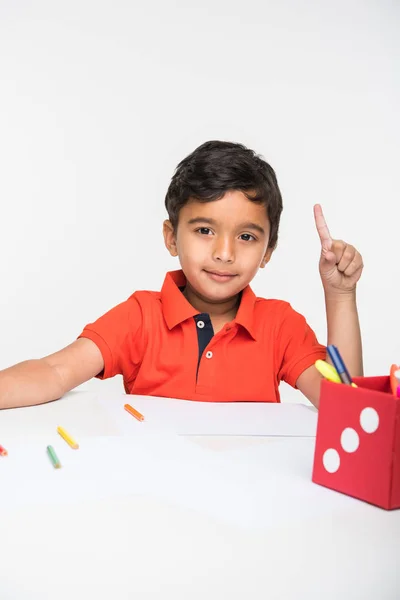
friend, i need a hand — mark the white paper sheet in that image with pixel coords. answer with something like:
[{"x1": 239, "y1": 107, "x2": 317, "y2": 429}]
[
  {"x1": 98, "y1": 394, "x2": 318, "y2": 437},
  {"x1": 0, "y1": 431, "x2": 249, "y2": 521},
  {"x1": 0, "y1": 433, "x2": 358, "y2": 531}
]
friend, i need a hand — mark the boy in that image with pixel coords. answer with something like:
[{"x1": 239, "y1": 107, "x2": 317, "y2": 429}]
[{"x1": 0, "y1": 141, "x2": 363, "y2": 409}]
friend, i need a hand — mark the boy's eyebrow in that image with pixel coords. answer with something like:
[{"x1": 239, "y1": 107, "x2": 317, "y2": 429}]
[
  {"x1": 187, "y1": 217, "x2": 266, "y2": 236},
  {"x1": 187, "y1": 217, "x2": 217, "y2": 227},
  {"x1": 239, "y1": 221, "x2": 267, "y2": 236}
]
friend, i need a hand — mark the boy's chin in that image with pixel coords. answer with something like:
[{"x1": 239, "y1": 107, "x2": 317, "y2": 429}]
[{"x1": 193, "y1": 279, "x2": 244, "y2": 303}]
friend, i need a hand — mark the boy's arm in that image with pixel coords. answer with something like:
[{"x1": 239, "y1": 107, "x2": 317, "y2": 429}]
[
  {"x1": 296, "y1": 291, "x2": 363, "y2": 407},
  {"x1": 323, "y1": 290, "x2": 363, "y2": 375},
  {"x1": 0, "y1": 338, "x2": 104, "y2": 410},
  {"x1": 296, "y1": 205, "x2": 364, "y2": 408}
]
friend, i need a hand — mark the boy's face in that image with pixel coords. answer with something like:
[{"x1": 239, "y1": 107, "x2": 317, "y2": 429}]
[{"x1": 163, "y1": 190, "x2": 273, "y2": 304}]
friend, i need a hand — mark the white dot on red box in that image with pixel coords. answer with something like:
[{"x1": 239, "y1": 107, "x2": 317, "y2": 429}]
[
  {"x1": 340, "y1": 427, "x2": 359, "y2": 453},
  {"x1": 322, "y1": 448, "x2": 340, "y2": 473},
  {"x1": 360, "y1": 407, "x2": 379, "y2": 433}
]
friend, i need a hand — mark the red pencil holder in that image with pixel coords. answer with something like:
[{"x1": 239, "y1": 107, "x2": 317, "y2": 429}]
[{"x1": 312, "y1": 376, "x2": 400, "y2": 509}]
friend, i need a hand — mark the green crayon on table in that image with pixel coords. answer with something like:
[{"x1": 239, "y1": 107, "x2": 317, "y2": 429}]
[{"x1": 47, "y1": 445, "x2": 61, "y2": 469}]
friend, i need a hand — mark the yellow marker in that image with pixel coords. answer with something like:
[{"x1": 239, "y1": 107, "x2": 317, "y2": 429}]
[
  {"x1": 315, "y1": 360, "x2": 358, "y2": 387},
  {"x1": 315, "y1": 360, "x2": 342, "y2": 383},
  {"x1": 57, "y1": 426, "x2": 79, "y2": 450}
]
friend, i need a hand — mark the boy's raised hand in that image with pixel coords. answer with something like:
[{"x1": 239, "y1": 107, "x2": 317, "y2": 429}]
[{"x1": 314, "y1": 204, "x2": 363, "y2": 294}]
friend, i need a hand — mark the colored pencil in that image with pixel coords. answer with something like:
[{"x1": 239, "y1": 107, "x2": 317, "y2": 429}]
[
  {"x1": 124, "y1": 403, "x2": 144, "y2": 422},
  {"x1": 0, "y1": 444, "x2": 8, "y2": 457},
  {"x1": 57, "y1": 426, "x2": 79, "y2": 449},
  {"x1": 47, "y1": 445, "x2": 61, "y2": 469}
]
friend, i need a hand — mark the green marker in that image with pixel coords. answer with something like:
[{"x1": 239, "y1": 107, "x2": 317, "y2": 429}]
[{"x1": 47, "y1": 445, "x2": 61, "y2": 469}]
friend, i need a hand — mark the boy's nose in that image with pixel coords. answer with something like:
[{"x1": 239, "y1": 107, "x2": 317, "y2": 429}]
[{"x1": 212, "y1": 237, "x2": 235, "y2": 263}]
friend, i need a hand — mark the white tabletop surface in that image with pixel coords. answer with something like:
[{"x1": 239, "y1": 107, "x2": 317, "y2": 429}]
[{"x1": 1, "y1": 391, "x2": 399, "y2": 600}]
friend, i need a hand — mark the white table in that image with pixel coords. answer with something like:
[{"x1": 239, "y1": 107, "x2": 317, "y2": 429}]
[{"x1": 0, "y1": 391, "x2": 399, "y2": 600}]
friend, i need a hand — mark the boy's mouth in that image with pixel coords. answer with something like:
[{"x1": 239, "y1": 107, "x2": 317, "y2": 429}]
[{"x1": 203, "y1": 270, "x2": 238, "y2": 283}]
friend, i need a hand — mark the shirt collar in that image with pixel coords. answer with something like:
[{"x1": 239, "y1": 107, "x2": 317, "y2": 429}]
[
  {"x1": 160, "y1": 270, "x2": 258, "y2": 340},
  {"x1": 161, "y1": 270, "x2": 199, "y2": 330},
  {"x1": 235, "y1": 284, "x2": 257, "y2": 340}
]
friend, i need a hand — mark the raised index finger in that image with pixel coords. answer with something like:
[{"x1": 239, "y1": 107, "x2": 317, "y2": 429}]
[{"x1": 313, "y1": 204, "x2": 332, "y2": 251}]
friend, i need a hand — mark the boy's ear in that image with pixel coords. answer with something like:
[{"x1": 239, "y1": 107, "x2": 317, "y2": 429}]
[
  {"x1": 260, "y1": 247, "x2": 274, "y2": 269},
  {"x1": 163, "y1": 220, "x2": 178, "y2": 257}
]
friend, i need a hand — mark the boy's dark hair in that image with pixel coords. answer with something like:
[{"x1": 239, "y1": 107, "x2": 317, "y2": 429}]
[{"x1": 165, "y1": 140, "x2": 283, "y2": 249}]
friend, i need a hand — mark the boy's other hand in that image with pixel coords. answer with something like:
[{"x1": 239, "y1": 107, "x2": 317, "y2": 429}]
[{"x1": 313, "y1": 204, "x2": 363, "y2": 294}]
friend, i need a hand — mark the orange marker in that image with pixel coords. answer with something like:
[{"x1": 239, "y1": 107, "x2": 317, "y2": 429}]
[
  {"x1": 124, "y1": 403, "x2": 144, "y2": 422},
  {"x1": 390, "y1": 364, "x2": 400, "y2": 398},
  {"x1": 0, "y1": 444, "x2": 8, "y2": 456}
]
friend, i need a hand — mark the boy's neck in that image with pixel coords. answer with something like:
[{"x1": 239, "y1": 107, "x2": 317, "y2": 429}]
[{"x1": 182, "y1": 284, "x2": 241, "y2": 320}]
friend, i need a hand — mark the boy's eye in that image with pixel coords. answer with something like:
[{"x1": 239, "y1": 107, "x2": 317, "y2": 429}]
[
  {"x1": 197, "y1": 227, "x2": 213, "y2": 235},
  {"x1": 240, "y1": 233, "x2": 256, "y2": 241}
]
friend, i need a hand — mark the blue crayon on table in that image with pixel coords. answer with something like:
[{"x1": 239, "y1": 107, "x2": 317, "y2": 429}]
[{"x1": 327, "y1": 345, "x2": 353, "y2": 385}]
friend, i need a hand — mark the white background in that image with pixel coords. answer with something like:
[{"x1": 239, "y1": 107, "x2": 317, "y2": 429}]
[{"x1": 0, "y1": 0, "x2": 399, "y2": 403}]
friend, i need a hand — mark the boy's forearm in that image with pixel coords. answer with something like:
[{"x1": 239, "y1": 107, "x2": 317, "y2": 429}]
[
  {"x1": 325, "y1": 290, "x2": 363, "y2": 377},
  {"x1": 0, "y1": 360, "x2": 65, "y2": 409}
]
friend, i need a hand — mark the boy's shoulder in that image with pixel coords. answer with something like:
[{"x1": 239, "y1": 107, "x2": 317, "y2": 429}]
[
  {"x1": 124, "y1": 289, "x2": 163, "y2": 312},
  {"x1": 254, "y1": 295, "x2": 292, "y2": 311},
  {"x1": 128, "y1": 289, "x2": 162, "y2": 302},
  {"x1": 252, "y1": 295, "x2": 300, "y2": 325}
]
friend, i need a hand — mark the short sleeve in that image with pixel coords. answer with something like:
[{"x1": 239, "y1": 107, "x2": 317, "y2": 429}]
[
  {"x1": 77, "y1": 295, "x2": 144, "y2": 381},
  {"x1": 277, "y1": 304, "x2": 326, "y2": 388}
]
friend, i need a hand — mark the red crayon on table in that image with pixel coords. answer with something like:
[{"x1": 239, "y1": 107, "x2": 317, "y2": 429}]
[{"x1": 0, "y1": 444, "x2": 8, "y2": 456}]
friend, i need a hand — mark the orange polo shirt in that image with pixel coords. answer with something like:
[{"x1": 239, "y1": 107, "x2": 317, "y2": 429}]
[{"x1": 79, "y1": 269, "x2": 326, "y2": 402}]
